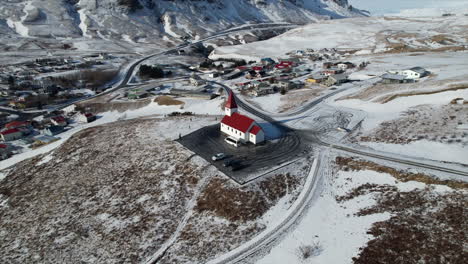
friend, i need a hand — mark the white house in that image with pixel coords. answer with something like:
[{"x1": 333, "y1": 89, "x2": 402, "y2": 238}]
[
  {"x1": 189, "y1": 73, "x2": 207, "y2": 86},
  {"x1": 220, "y1": 91, "x2": 265, "y2": 145},
  {"x1": 77, "y1": 113, "x2": 96, "y2": 123},
  {"x1": 388, "y1": 67, "x2": 429, "y2": 80}
]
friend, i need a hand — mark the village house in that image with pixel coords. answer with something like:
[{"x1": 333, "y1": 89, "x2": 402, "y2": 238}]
[
  {"x1": 388, "y1": 67, "x2": 429, "y2": 80},
  {"x1": 323, "y1": 67, "x2": 344, "y2": 76},
  {"x1": 252, "y1": 86, "x2": 275, "y2": 97},
  {"x1": 78, "y1": 113, "x2": 96, "y2": 123},
  {"x1": 1, "y1": 128, "x2": 23, "y2": 141},
  {"x1": 208, "y1": 72, "x2": 219, "y2": 78},
  {"x1": 307, "y1": 73, "x2": 328, "y2": 84},
  {"x1": 260, "y1": 58, "x2": 275, "y2": 66},
  {"x1": 34, "y1": 135, "x2": 59, "y2": 146},
  {"x1": 4, "y1": 121, "x2": 33, "y2": 135},
  {"x1": 277, "y1": 80, "x2": 298, "y2": 91},
  {"x1": 43, "y1": 126, "x2": 64, "y2": 136},
  {"x1": 220, "y1": 91, "x2": 265, "y2": 144},
  {"x1": 248, "y1": 81, "x2": 269, "y2": 90},
  {"x1": 189, "y1": 75, "x2": 207, "y2": 86},
  {"x1": 324, "y1": 74, "x2": 348, "y2": 87}
]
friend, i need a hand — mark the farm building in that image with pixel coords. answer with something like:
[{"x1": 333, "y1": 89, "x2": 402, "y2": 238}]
[
  {"x1": 381, "y1": 73, "x2": 415, "y2": 84},
  {"x1": 220, "y1": 91, "x2": 264, "y2": 144}
]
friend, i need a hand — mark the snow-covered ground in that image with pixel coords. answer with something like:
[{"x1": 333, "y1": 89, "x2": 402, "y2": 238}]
[
  {"x1": 351, "y1": 0, "x2": 468, "y2": 16},
  {"x1": 257, "y1": 152, "x2": 463, "y2": 263},
  {"x1": 362, "y1": 141, "x2": 468, "y2": 164},
  {"x1": 331, "y1": 88, "x2": 468, "y2": 131},
  {"x1": 210, "y1": 15, "x2": 468, "y2": 61}
]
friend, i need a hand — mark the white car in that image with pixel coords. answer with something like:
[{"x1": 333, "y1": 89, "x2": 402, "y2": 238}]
[
  {"x1": 225, "y1": 137, "x2": 240, "y2": 147},
  {"x1": 212, "y1": 153, "x2": 226, "y2": 161},
  {"x1": 336, "y1": 127, "x2": 350, "y2": 132}
]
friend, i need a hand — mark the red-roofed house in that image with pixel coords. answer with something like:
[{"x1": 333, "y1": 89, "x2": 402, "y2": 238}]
[
  {"x1": 220, "y1": 91, "x2": 264, "y2": 144},
  {"x1": 1, "y1": 128, "x2": 23, "y2": 141},
  {"x1": 4, "y1": 121, "x2": 30, "y2": 130}
]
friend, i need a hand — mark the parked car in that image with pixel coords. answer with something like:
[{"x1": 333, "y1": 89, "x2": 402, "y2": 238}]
[
  {"x1": 225, "y1": 136, "x2": 240, "y2": 147},
  {"x1": 230, "y1": 161, "x2": 243, "y2": 171},
  {"x1": 223, "y1": 159, "x2": 237, "y2": 167},
  {"x1": 212, "y1": 153, "x2": 226, "y2": 161}
]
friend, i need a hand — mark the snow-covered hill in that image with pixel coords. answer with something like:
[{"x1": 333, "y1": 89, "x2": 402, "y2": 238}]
[
  {"x1": 210, "y1": 15, "x2": 468, "y2": 61},
  {"x1": 0, "y1": 0, "x2": 366, "y2": 42}
]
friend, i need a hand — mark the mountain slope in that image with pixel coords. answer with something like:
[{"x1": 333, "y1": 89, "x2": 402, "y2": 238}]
[{"x1": 0, "y1": 0, "x2": 366, "y2": 42}]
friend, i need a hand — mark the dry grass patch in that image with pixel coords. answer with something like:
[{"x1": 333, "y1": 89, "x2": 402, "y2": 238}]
[
  {"x1": 77, "y1": 99, "x2": 152, "y2": 113},
  {"x1": 195, "y1": 173, "x2": 300, "y2": 222},
  {"x1": 0, "y1": 118, "x2": 210, "y2": 263},
  {"x1": 154, "y1": 95, "x2": 184, "y2": 106}
]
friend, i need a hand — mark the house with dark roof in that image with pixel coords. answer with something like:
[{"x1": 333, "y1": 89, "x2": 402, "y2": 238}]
[
  {"x1": 220, "y1": 92, "x2": 265, "y2": 145},
  {"x1": 381, "y1": 73, "x2": 415, "y2": 84},
  {"x1": 43, "y1": 126, "x2": 64, "y2": 136}
]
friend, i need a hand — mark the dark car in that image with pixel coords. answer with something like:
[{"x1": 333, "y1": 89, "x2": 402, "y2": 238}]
[
  {"x1": 223, "y1": 159, "x2": 237, "y2": 167},
  {"x1": 230, "y1": 162, "x2": 243, "y2": 171}
]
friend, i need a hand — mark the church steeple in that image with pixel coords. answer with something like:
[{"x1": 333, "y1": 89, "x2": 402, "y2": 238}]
[{"x1": 225, "y1": 91, "x2": 238, "y2": 116}]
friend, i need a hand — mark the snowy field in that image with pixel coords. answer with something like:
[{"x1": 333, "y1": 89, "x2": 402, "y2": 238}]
[{"x1": 210, "y1": 15, "x2": 468, "y2": 61}]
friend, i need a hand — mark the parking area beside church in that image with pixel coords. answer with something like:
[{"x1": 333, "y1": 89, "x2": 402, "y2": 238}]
[{"x1": 177, "y1": 124, "x2": 306, "y2": 184}]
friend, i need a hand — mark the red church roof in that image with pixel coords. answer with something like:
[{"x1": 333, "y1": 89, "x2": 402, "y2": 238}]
[
  {"x1": 249, "y1": 125, "x2": 262, "y2": 135},
  {"x1": 221, "y1": 113, "x2": 255, "y2": 133},
  {"x1": 225, "y1": 91, "x2": 238, "y2": 109}
]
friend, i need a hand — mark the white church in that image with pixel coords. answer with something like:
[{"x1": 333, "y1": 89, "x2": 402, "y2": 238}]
[{"x1": 220, "y1": 91, "x2": 265, "y2": 144}]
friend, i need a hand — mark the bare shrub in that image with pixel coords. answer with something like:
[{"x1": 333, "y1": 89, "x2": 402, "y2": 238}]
[{"x1": 298, "y1": 242, "x2": 322, "y2": 260}]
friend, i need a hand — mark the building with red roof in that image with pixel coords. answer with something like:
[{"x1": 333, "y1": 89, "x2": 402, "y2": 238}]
[
  {"x1": 220, "y1": 91, "x2": 264, "y2": 145},
  {"x1": 1, "y1": 128, "x2": 23, "y2": 142},
  {"x1": 4, "y1": 121, "x2": 30, "y2": 130}
]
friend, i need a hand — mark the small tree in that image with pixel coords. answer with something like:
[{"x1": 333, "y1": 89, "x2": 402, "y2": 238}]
[{"x1": 280, "y1": 87, "x2": 287, "y2": 95}]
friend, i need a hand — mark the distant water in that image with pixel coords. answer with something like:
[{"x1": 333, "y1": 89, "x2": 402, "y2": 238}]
[{"x1": 350, "y1": 0, "x2": 468, "y2": 16}]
